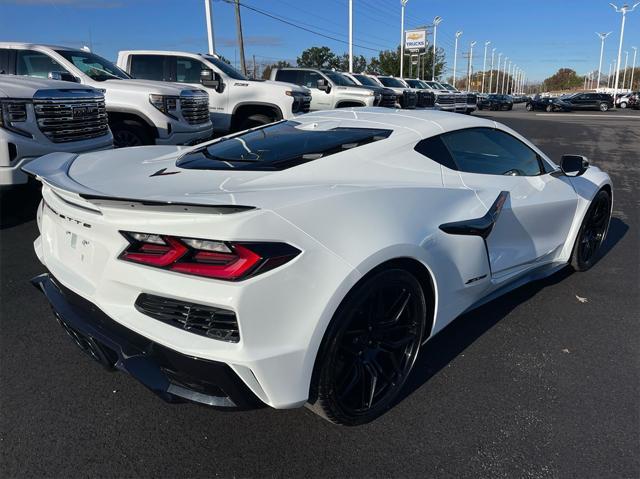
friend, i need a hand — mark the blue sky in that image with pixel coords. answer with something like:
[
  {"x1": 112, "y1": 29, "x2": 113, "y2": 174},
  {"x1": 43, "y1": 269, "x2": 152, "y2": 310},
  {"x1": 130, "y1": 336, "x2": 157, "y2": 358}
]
[{"x1": 1, "y1": 0, "x2": 639, "y2": 81}]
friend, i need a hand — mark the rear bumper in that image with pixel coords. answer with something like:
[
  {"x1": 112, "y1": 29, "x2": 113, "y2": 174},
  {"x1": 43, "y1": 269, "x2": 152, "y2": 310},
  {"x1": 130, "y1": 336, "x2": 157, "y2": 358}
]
[{"x1": 32, "y1": 273, "x2": 264, "y2": 410}]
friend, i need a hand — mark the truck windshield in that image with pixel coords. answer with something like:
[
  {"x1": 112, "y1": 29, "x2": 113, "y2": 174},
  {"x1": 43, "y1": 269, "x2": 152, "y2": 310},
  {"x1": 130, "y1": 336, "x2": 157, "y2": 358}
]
[
  {"x1": 323, "y1": 72, "x2": 356, "y2": 86},
  {"x1": 177, "y1": 120, "x2": 392, "y2": 171},
  {"x1": 54, "y1": 50, "x2": 130, "y2": 81},
  {"x1": 405, "y1": 79, "x2": 424, "y2": 88},
  {"x1": 202, "y1": 55, "x2": 247, "y2": 81},
  {"x1": 352, "y1": 74, "x2": 379, "y2": 87},
  {"x1": 379, "y1": 77, "x2": 406, "y2": 88}
]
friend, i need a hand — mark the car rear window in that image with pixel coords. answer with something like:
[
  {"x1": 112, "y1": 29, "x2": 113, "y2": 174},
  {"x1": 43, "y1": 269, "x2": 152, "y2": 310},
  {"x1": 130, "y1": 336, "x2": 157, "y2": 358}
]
[{"x1": 176, "y1": 121, "x2": 392, "y2": 171}]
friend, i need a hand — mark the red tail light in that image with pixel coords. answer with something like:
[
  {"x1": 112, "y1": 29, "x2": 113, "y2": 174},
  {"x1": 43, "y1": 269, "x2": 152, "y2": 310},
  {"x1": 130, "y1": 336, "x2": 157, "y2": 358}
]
[{"x1": 119, "y1": 232, "x2": 300, "y2": 281}]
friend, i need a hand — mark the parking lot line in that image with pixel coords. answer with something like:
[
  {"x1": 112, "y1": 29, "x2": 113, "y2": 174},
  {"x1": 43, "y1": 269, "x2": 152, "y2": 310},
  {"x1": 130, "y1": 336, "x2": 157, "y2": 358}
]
[{"x1": 535, "y1": 113, "x2": 640, "y2": 119}]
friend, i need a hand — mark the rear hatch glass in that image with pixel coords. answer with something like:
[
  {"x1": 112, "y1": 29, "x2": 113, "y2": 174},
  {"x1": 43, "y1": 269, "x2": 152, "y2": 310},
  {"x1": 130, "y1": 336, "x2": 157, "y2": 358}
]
[{"x1": 176, "y1": 121, "x2": 392, "y2": 171}]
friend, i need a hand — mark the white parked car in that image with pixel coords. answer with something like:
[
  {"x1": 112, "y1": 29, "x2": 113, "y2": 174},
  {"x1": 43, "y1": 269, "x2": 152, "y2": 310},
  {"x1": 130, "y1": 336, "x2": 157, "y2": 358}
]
[
  {"x1": 27, "y1": 108, "x2": 612, "y2": 425},
  {"x1": 116, "y1": 50, "x2": 312, "y2": 133},
  {"x1": 0, "y1": 75, "x2": 113, "y2": 186},
  {"x1": 0, "y1": 43, "x2": 212, "y2": 147}
]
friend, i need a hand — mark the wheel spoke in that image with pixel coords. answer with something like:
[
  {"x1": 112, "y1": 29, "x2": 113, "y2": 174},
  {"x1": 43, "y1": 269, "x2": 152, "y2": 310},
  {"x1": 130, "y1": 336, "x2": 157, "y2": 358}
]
[
  {"x1": 383, "y1": 289, "x2": 411, "y2": 325},
  {"x1": 380, "y1": 335, "x2": 415, "y2": 351},
  {"x1": 338, "y1": 360, "x2": 363, "y2": 399},
  {"x1": 363, "y1": 362, "x2": 378, "y2": 408}
]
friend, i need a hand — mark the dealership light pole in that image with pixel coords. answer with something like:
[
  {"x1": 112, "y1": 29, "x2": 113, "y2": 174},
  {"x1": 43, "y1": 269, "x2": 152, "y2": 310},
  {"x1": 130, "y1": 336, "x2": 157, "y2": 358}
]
[
  {"x1": 607, "y1": 61, "x2": 613, "y2": 87},
  {"x1": 488, "y1": 47, "x2": 496, "y2": 93},
  {"x1": 495, "y1": 52, "x2": 502, "y2": 93},
  {"x1": 630, "y1": 46, "x2": 638, "y2": 89},
  {"x1": 204, "y1": 0, "x2": 216, "y2": 54},
  {"x1": 400, "y1": 0, "x2": 408, "y2": 78},
  {"x1": 622, "y1": 50, "x2": 629, "y2": 89},
  {"x1": 467, "y1": 41, "x2": 476, "y2": 90},
  {"x1": 481, "y1": 41, "x2": 490, "y2": 93},
  {"x1": 452, "y1": 30, "x2": 462, "y2": 90},
  {"x1": 501, "y1": 56, "x2": 508, "y2": 93},
  {"x1": 432, "y1": 16, "x2": 443, "y2": 81},
  {"x1": 348, "y1": 0, "x2": 353, "y2": 72},
  {"x1": 610, "y1": 2, "x2": 640, "y2": 106},
  {"x1": 596, "y1": 32, "x2": 612, "y2": 87}
]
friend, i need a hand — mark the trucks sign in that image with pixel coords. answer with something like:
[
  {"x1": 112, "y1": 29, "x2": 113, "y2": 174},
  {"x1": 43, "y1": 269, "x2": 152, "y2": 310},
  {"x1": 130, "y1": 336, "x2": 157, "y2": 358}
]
[{"x1": 405, "y1": 29, "x2": 427, "y2": 51}]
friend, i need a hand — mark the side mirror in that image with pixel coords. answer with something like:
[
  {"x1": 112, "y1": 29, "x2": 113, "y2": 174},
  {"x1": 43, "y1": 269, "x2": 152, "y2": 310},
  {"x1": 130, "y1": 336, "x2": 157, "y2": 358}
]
[
  {"x1": 317, "y1": 78, "x2": 330, "y2": 92},
  {"x1": 200, "y1": 68, "x2": 221, "y2": 91},
  {"x1": 560, "y1": 154, "x2": 589, "y2": 177},
  {"x1": 48, "y1": 71, "x2": 78, "y2": 83}
]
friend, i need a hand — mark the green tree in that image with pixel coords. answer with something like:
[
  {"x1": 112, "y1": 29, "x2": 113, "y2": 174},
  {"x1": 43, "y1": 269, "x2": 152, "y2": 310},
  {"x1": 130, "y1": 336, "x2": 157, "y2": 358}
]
[
  {"x1": 543, "y1": 68, "x2": 583, "y2": 91},
  {"x1": 367, "y1": 46, "x2": 446, "y2": 78},
  {"x1": 327, "y1": 53, "x2": 368, "y2": 72},
  {"x1": 297, "y1": 46, "x2": 336, "y2": 69},
  {"x1": 262, "y1": 60, "x2": 292, "y2": 80}
]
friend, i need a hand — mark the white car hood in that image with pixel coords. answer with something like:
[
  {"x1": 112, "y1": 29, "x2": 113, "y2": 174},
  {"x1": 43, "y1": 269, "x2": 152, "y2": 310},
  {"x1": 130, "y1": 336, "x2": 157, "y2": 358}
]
[{"x1": 100, "y1": 78, "x2": 191, "y2": 95}]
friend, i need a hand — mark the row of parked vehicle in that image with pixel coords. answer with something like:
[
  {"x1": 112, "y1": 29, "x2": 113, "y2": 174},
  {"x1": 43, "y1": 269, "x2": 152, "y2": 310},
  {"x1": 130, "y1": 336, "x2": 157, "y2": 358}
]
[
  {"x1": 524, "y1": 92, "x2": 628, "y2": 112},
  {"x1": 0, "y1": 43, "x2": 482, "y2": 187}
]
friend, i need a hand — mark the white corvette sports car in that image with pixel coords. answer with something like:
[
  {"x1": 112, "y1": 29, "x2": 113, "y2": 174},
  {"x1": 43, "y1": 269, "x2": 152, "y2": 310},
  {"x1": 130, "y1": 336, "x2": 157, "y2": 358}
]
[{"x1": 26, "y1": 108, "x2": 612, "y2": 425}]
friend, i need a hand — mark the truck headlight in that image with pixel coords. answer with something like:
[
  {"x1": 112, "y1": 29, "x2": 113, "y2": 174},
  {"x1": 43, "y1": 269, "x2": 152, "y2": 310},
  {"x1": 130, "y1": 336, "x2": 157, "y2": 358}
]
[
  {"x1": 0, "y1": 100, "x2": 32, "y2": 138},
  {"x1": 149, "y1": 94, "x2": 178, "y2": 118}
]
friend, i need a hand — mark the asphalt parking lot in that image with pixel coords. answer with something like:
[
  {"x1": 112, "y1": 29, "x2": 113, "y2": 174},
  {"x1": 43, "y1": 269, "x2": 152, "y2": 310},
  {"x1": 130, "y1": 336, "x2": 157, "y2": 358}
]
[{"x1": 1, "y1": 104, "x2": 638, "y2": 479}]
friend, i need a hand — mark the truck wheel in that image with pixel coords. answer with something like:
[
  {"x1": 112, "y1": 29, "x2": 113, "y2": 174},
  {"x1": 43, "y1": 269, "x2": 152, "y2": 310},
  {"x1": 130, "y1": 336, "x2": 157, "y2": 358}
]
[
  {"x1": 599, "y1": 102, "x2": 609, "y2": 112},
  {"x1": 619, "y1": 102, "x2": 627, "y2": 109},
  {"x1": 111, "y1": 120, "x2": 152, "y2": 148},
  {"x1": 238, "y1": 114, "x2": 272, "y2": 131}
]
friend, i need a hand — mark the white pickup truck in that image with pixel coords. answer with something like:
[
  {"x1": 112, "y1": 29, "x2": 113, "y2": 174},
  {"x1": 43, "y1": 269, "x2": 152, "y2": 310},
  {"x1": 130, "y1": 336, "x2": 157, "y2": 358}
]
[
  {"x1": 0, "y1": 75, "x2": 113, "y2": 186},
  {"x1": 117, "y1": 50, "x2": 312, "y2": 133},
  {"x1": 270, "y1": 68, "x2": 378, "y2": 111},
  {"x1": 0, "y1": 43, "x2": 213, "y2": 147}
]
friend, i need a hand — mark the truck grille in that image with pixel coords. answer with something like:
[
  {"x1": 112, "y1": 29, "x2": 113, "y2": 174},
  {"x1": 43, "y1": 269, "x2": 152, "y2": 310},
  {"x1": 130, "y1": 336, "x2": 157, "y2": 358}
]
[
  {"x1": 436, "y1": 95, "x2": 455, "y2": 106},
  {"x1": 379, "y1": 93, "x2": 397, "y2": 108},
  {"x1": 400, "y1": 91, "x2": 417, "y2": 109},
  {"x1": 416, "y1": 90, "x2": 435, "y2": 108},
  {"x1": 466, "y1": 94, "x2": 478, "y2": 105},
  {"x1": 180, "y1": 95, "x2": 210, "y2": 125},
  {"x1": 292, "y1": 94, "x2": 311, "y2": 114},
  {"x1": 34, "y1": 96, "x2": 109, "y2": 143},
  {"x1": 135, "y1": 293, "x2": 239, "y2": 343}
]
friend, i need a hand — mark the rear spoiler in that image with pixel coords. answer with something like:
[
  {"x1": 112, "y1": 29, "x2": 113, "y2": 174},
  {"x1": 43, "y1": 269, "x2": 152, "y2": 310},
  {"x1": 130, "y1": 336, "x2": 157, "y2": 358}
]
[{"x1": 22, "y1": 152, "x2": 256, "y2": 215}]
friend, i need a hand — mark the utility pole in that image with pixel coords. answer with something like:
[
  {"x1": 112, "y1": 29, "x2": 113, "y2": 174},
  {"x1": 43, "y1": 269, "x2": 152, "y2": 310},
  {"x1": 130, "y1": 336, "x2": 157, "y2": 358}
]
[
  {"x1": 400, "y1": 0, "x2": 408, "y2": 78},
  {"x1": 622, "y1": 50, "x2": 629, "y2": 89},
  {"x1": 506, "y1": 62, "x2": 512, "y2": 93},
  {"x1": 252, "y1": 54, "x2": 256, "y2": 79},
  {"x1": 607, "y1": 62, "x2": 613, "y2": 88},
  {"x1": 432, "y1": 16, "x2": 443, "y2": 81},
  {"x1": 596, "y1": 32, "x2": 612, "y2": 88},
  {"x1": 348, "y1": 0, "x2": 353, "y2": 72},
  {"x1": 234, "y1": 0, "x2": 247, "y2": 75},
  {"x1": 204, "y1": 0, "x2": 216, "y2": 55},
  {"x1": 488, "y1": 47, "x2": 496, "y2": 93},
  {"x1": 610, "y1": 2, "x2": 640, "y2": 107},
  {"x1": 467, "y1": 41, "x2": 476, "y2": 91},
  {"x1": 495, "y1": 52, "x2": 502, "y2": 93},
  {"x1": 630, "y1": 46, "x2": 638, "y2": 89},
  {"x1": 453, "y1": 31, "x2": 462, "y2": 90},
  {"x1": 481, "y1": 41, "x2": 490, "y2": 93}
]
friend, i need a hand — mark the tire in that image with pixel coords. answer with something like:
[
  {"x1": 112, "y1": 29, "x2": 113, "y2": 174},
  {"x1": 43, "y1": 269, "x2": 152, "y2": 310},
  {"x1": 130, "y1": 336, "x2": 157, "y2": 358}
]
[
  {"x1": 508, "y1": 105, "x2": 513, "y2": 110},
  {"x1": 620, "y1": 102, "x2": 627, "y2": 109},
  {"x1": 308, "y1": 268, "x2": 428, "y2": 426},
  {"x1": 237, "y1": 113, "x2": 273, "y2": 131},
  {"x1": 599, "y1": 102, "x2": 609, "y2": 112},
  {"x1": 570, "y1": 189, "x2": 611, "y2": 271},
  {"x1": 526, "y1": 103, "x2": 533, "y2": 111},
  {"x1": 545, "y1": 104, "x2": 553, "y2": 112},
  {"x1": 478, "y1": 104, "x2": 483, "y2": 110},
  {"x1": 111, "y1": 120, "x2": 152, "y2": 148}
]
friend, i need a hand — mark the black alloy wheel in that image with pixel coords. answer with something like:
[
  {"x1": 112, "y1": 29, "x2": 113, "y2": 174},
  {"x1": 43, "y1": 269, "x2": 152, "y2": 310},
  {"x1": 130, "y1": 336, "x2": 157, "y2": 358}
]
[
  {"x1": 111, "y1": 120, "x2": 152, "y2": 148},
  {"x1": 308, "y1": 269, "x2": 428, "y2": 425},
  {"x1": 571, "y1": 190, "x2": 611, "y2": 271},
  {"x1": 546, "y1": 104, "x2": 554, "y2": 112},
  {"x1": 526, "y1": 103, "x2": 533, "y2": 111}
]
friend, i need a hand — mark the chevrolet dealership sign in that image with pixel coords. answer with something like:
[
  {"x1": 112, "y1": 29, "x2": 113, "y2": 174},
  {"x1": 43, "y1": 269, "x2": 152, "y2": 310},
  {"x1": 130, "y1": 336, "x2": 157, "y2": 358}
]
[{"x1": 405, "y1": 29, "x2": 427, "y2": 50}]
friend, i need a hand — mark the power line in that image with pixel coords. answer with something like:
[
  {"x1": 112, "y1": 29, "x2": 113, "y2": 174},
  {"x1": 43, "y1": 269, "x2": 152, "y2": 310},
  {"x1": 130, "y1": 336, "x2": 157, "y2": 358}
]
[{"x1": 224, "y1": 0, "x2": 383, "y2": 52}]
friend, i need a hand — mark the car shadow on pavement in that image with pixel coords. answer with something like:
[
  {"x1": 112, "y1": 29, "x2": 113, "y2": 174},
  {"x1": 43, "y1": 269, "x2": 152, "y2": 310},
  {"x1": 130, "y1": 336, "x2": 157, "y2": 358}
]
[
  {"x1": 0, "y1": 182, "x2": 41, "y2": 230},
  {"x1": 396, "y1": 216, "x2": 628, "y2": 406}
]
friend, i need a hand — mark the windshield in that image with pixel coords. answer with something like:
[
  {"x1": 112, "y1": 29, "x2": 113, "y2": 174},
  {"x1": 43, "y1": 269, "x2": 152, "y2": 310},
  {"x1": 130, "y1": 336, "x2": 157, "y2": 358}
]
[
  {"x1": 176, "y1": 121, "x2": 392, "y2": 171},
  {"x1": 379, "y1": 77, "x2": 406, "y2": 88},
  {"x1": 405, "y1": 79, "x2": 425, "y2": 88},
  {"x1": 323, "y1": 71, "x2": 356, "y2": 86},
  {"x1": 425, "y1": 81, "x2": 445, "y2": 89},
  {"x1": 352, "y1": 74, "x2": 379, "y2": 87},
  {"x1": 202, "y1": 55, "x2": 247, "y2": 81},
  {"x1": 54, "y1": 50, "x2": 130, "y2": 81},
  {"x1": 440, "y1": 83, "x2": 457, "y2": 91}
]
